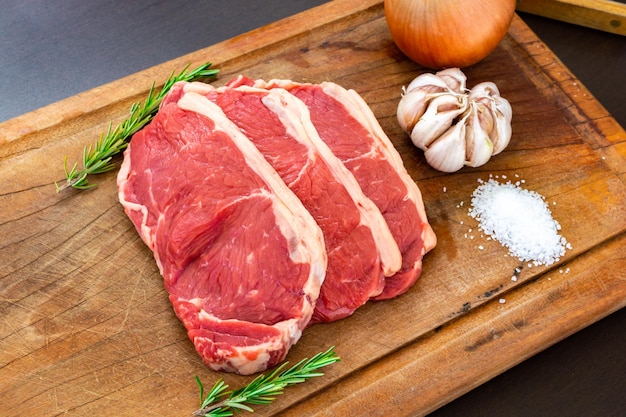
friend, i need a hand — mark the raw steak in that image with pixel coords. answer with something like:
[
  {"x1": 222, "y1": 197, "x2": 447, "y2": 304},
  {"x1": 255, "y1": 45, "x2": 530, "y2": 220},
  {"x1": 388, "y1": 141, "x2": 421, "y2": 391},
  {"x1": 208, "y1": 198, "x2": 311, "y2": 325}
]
[
  {"x1": 230, "y1": 77, "x2": 437, "y2": 299},
  {"x1": 181, "y1": 81, "x2": 401, "y2": 323},
  {"x1": 117, "y1": 82, "x2": 327, "y2": 374}
]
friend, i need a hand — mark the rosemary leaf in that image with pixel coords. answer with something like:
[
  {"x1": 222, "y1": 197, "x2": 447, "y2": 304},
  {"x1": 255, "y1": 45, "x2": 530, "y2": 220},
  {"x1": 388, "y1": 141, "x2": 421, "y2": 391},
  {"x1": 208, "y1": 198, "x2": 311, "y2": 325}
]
[
  {"x1": 193, "y1": 346, "x2": 340, "y2": 417},
  {"x1": 55, "y1": 61, "x2": 219, "y2": 192}
]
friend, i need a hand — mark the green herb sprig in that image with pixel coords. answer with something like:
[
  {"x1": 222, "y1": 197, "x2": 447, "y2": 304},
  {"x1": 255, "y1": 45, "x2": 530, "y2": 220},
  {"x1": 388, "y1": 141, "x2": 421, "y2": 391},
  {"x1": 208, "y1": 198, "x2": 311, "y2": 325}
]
[
  {"x1": 193, "y1": 346, "x2": 340, "y2": 417},
  {"x1": 55, "y1": 62, "x2": 219, "y2": 192}
]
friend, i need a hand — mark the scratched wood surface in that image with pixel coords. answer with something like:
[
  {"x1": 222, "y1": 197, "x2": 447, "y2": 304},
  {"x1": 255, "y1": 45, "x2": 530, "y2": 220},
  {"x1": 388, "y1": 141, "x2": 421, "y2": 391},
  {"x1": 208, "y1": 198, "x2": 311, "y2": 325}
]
[{"x1": 1, "y1": 1, "x2": 625, "y2": 416}]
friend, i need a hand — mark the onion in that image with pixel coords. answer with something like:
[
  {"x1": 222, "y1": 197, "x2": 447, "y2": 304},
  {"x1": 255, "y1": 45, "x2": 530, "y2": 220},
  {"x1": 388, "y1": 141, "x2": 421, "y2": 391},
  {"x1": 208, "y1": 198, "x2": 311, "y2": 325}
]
[{"x1": 384, "y1": 0, "x2": 516, "y2": 69}]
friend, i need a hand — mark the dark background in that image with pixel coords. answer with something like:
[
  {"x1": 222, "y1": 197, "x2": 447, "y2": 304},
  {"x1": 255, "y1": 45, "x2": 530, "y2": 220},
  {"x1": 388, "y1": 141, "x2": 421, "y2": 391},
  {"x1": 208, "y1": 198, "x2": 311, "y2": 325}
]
[{"x1": 1, "y1": 2, "x2": 624, "y2": 416}]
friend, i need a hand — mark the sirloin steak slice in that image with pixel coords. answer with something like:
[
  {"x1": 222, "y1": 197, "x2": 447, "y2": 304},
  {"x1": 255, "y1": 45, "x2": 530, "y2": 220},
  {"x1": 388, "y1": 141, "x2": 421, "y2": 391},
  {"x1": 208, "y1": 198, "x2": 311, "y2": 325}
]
[
  {"x1": 117, "y1": 82, "x2": 326, "y2": 375},
  {"x1": 182, "y1": 81, "x2": 401, "y2": 323},
  {"x1": 232, "y1": 77, "x2": 437, "y2": 300}
]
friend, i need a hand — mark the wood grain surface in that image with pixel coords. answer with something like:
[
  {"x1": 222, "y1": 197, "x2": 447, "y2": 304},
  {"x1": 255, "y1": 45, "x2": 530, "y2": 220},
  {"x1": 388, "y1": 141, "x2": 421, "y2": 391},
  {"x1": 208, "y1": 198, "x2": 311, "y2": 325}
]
[
  {"x1": 1, "y1": 1, "x2": 625, "y2": 416},
  {"x1": 516, "y1": 0, "x2": 626, "y2": 35}
]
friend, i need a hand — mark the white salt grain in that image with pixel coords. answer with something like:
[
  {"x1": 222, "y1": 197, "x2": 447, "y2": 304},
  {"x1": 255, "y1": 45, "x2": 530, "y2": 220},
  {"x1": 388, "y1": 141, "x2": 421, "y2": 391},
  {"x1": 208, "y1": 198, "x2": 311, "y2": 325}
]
[{"x1": 468, "y1": 178, "x2": 570, "y2": 266}]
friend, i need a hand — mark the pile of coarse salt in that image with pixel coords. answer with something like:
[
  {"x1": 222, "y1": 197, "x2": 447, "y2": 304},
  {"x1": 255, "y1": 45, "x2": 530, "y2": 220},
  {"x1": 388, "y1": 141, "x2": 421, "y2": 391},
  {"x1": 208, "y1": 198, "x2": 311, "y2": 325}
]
[{"x1": 468, "y1": 178, "x2": 571, "y2": 266}]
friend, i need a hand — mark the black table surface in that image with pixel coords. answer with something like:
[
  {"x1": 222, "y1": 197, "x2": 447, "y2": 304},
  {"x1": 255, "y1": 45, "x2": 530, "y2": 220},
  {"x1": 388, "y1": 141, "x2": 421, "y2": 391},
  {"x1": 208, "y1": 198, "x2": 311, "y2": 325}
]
[{"x1": 1, "y1": 2, "x2": 624, "y2": 416}]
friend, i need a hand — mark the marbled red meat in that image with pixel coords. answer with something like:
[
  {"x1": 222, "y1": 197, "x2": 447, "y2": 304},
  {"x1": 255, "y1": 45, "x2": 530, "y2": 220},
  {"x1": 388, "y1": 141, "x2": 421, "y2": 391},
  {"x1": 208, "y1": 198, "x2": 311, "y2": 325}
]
[
  {"x1": 230, "y1": 77, "x2": 437, "y2": 299},
  {"x1": 182, "y1": 81, "x2": 401, "y2": 323},
  {"x1": 117, "y1": 83, "x2": 326, "y2": 374},
  {"x1": 118, "y1": 76, "x2": 436, "y2": 375}
]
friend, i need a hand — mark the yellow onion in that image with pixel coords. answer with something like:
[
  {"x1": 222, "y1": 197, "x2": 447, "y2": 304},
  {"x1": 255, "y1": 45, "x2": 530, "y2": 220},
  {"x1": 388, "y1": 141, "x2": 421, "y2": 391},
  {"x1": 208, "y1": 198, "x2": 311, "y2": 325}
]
[{"x1": 384, "y1": 0, "x2": 516, "y2": 69}]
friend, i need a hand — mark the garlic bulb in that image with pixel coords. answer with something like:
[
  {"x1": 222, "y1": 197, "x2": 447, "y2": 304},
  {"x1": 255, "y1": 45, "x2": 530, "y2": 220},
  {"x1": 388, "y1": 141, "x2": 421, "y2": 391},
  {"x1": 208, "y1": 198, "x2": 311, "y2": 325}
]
[{"x1": 397, "y1": 68, "x2": 512, "y2": 172}]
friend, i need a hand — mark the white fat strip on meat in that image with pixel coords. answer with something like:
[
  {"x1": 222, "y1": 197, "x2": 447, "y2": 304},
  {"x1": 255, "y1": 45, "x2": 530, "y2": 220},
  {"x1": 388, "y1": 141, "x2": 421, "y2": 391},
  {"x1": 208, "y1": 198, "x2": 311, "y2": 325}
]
[
  {"x1": 118, "y1": 85, "x2": 327, "y2": 374},
  {"x1": 240, "y1": 77, "x2": 436, "y2": 299}
]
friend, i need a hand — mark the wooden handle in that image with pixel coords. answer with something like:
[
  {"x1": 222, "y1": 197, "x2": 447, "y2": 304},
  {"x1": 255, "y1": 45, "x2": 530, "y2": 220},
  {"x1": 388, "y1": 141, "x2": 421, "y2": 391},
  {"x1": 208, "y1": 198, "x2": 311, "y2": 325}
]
[{"x1": 516, "y1": 0, "x2": 626, "y2": 35}]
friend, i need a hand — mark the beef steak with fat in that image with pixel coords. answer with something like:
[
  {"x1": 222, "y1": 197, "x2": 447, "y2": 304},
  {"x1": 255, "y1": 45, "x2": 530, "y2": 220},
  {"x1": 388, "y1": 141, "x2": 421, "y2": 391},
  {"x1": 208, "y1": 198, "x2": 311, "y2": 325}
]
[
  {"x1": 232, "y1": 77, "x2": 437, "y2": 300},
  {"x1": 117, "y1": 83, "x2": 326, "y2": 374},
  {"x1": 184, "y1": 81, "x2": 401, "y2": 323}
]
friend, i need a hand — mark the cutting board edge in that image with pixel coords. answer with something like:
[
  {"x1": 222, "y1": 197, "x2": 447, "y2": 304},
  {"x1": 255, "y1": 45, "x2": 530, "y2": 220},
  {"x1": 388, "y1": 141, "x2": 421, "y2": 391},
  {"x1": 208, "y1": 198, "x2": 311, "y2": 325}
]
[
  {"x1": 271, "y1": 230, "x2": 626, "y2": 417},
  {"x1": 0, "y1": 0, "x2": 382, "y2": 147}
]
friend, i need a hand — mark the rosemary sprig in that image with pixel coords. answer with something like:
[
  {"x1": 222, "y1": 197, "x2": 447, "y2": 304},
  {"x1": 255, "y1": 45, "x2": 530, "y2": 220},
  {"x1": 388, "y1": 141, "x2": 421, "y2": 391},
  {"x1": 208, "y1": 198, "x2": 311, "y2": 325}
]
[
  {"x1": 55, "y1": 62, "x2": 219, "y2": 192},
  {"x1": 193, "y1": 346, "x2": 340, "y2": 417}
]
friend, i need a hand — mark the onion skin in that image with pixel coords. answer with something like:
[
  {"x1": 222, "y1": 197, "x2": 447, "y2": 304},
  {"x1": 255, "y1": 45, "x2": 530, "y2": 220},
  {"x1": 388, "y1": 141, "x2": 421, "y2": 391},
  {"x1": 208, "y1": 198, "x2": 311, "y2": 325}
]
[{"x1": 384, "y1": 0, "x2": 516, "y2": 69}]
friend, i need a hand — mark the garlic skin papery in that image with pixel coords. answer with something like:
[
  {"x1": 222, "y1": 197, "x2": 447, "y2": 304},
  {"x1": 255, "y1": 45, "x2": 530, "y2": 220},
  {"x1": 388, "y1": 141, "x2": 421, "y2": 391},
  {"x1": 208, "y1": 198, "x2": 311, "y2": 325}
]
[{"x1": 397, "y1": 68, "x2": 512, "y2": 172}]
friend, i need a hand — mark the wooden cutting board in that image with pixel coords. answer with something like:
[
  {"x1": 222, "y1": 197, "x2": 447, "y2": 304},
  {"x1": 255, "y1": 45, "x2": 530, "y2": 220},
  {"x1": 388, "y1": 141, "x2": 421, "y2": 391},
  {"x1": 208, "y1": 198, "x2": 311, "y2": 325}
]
[{"x1": 1, "y1": 1, "x2": 625, "y2": 416}]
